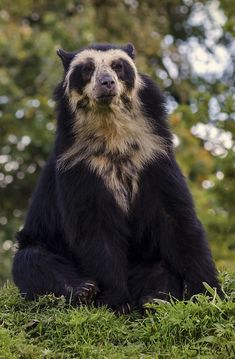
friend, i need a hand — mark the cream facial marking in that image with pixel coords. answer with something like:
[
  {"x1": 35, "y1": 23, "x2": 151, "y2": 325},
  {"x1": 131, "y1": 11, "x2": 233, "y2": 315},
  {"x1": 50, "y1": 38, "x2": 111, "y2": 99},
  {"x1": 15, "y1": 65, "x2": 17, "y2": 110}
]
[
  {"x1": 69, "y1": 49, "x2": 138, "y2": 75},
  {"x1": 64, "y1": 49, "x2": 143, "y2": 111}
]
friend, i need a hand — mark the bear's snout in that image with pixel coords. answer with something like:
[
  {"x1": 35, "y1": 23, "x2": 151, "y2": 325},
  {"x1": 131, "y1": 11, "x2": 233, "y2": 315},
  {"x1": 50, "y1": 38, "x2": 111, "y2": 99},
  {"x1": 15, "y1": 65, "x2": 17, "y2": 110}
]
[{"x1": 95, "y1": 72, "x2": 117, "y2": 103}]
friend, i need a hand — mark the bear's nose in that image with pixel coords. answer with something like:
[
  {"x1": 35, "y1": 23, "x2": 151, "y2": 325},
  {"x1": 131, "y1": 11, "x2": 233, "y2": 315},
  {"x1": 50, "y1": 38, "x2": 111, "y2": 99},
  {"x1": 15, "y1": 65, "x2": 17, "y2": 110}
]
[{"x1": 100, "y1": 75, "x2": 115, "y2": 90}]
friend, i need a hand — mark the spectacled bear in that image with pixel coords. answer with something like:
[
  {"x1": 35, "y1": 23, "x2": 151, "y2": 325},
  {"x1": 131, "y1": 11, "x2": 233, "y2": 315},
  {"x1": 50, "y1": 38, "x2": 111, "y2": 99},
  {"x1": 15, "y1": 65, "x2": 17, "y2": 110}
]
[{"x1": 12, "y1": 43, "x2": 220, "y2": 314}]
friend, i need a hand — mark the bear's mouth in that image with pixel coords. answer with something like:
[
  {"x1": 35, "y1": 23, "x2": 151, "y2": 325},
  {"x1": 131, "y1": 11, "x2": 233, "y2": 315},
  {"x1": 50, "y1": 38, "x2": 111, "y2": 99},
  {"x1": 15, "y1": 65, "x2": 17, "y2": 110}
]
[{"x1": 96, "y1": 94, "x2": 116, "y2": 105}]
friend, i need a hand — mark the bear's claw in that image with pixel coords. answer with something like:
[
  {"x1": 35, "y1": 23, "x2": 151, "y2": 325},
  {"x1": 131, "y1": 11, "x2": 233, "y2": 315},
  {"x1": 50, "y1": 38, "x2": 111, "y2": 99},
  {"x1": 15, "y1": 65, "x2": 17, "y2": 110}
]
[
  {"x1": 74, "y1": 280, "x2": 99, "y2": 305},
  {"x1": 114, "y1": 302, "x2": 132, "y2": 315}
]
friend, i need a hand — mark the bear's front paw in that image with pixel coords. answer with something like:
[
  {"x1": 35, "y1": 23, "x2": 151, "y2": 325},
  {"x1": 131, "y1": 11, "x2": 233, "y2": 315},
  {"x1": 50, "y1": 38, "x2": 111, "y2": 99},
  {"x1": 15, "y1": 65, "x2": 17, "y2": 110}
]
[
  {"x1": 73, "y1": 280, "x2": 99, "y2": 305},
  {"x1": 112, "y1": 302, "x2": 133, "y2": 315},
  {"x1": 184, "y1": 280, "x2": 206, "y2": 300}
]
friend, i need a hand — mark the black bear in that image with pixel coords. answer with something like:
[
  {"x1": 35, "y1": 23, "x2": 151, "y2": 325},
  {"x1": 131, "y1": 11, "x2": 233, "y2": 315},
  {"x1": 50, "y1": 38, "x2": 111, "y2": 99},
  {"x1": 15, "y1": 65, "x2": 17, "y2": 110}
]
[{"x1": 12, "y1": 43, "x2": 219, "y2": 313}]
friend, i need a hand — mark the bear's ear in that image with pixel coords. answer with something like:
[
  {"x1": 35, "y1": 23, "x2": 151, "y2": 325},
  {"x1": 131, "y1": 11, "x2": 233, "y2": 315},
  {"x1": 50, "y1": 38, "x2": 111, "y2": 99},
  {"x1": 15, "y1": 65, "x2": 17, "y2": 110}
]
[
  {"x1": 57, "y1": 48, "x2": 76, "y2": 70},
  {"x1": 122, "y1": 43, "x2": 136, "y2": 60}
]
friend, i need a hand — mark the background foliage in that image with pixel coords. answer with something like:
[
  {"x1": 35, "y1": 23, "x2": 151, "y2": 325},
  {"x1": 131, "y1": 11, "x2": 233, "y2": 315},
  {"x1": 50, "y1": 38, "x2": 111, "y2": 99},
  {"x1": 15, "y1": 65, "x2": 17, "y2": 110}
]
[{"x1": 0, "y1": 0, "x2": 234, "y2": 285}]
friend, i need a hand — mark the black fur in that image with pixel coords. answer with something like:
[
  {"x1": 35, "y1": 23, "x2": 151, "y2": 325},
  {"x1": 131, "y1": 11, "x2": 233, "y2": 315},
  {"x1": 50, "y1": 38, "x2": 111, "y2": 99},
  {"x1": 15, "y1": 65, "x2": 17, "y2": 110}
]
[
  {"x1": 112, "y1": 59, "x2": 136, "y2": 90},
  {"x1": 87, "y1": 43, "x2": 136, "y2": 59},
  {"x1": 12, "y1": 44, "x2": 220, "y2": 312},
  {"x1": 69, "y1": 63, "x2": 94, "y2": 93}
]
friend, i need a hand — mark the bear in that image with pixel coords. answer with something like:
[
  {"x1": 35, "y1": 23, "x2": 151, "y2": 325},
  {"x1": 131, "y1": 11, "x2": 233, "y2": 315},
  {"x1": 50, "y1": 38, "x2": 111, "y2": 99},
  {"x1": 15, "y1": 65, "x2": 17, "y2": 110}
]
[{"x1": 12, "y1": 43, "x2": 220, "y2": 314}]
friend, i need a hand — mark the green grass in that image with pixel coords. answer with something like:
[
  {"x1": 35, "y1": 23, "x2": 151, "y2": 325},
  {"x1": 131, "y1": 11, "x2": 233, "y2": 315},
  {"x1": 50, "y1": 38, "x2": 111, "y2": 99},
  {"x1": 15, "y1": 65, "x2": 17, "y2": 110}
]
[{"x1": 0, "y1": 273, "x2": 235, "y2": 359}]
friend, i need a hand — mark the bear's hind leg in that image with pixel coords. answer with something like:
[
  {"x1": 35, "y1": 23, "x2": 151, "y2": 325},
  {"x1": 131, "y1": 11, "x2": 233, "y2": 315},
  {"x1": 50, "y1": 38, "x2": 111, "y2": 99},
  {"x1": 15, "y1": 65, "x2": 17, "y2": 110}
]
[
  {"x1": 128, "y1": 260, "x2": 183, "y2": 309},
  {"x1": 12, "y1": 246, "x2": 99, "y2": 304}
]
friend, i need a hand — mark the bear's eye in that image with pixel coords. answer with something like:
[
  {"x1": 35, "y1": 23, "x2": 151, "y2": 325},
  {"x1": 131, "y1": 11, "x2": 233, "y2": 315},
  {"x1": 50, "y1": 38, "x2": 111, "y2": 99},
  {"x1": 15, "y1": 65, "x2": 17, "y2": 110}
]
[
  {"x1": 112, "y1": 61, "x2": 123, "y2": 72},
  {"x1": 82, "y1": 62, "x2": 95, "y2": 75}
]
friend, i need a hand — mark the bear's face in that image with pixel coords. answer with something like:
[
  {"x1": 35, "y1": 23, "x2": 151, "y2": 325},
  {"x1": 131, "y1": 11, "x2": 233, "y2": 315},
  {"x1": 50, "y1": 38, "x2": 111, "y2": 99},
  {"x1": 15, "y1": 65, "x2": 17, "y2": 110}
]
[{"x1": 57, "y1": 44, "x2": 143, "y2": 111}]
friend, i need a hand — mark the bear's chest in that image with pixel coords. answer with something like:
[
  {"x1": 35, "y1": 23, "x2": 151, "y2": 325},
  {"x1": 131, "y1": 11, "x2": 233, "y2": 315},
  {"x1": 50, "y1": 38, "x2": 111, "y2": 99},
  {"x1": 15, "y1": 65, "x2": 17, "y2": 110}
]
[
  {"x1": 58, "y1": 111, "x2": 166, "y2": 213},
  {"x1": 87, "y1": 128, "x2": 163, "y2": 212},
  {"x1": 88, "y1": 148, "x2": 140, "y2": 213}
]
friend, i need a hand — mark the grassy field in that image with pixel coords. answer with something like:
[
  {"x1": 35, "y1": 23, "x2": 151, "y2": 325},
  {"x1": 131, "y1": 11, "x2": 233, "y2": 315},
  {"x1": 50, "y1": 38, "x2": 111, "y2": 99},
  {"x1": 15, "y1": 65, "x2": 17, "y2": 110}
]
[{"x1": 0, "y1": 272, "x2": 235, "y2": 359}]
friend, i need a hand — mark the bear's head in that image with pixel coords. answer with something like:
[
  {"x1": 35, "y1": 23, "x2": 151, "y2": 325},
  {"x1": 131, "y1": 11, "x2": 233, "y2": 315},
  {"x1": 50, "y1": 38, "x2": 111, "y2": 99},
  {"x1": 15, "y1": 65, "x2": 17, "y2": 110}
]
[
  {"x1": 57, "y1": 43, "x2": 143, "y2": 112},
  {"x1": 55, "y1": 43, "x2": 168, "y2": 175}
]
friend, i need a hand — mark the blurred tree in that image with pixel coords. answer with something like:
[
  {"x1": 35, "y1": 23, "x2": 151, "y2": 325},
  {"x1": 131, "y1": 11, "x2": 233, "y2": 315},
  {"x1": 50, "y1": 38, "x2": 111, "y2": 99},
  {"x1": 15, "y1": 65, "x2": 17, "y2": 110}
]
[{"x1": 0, "y1": 0, "x2": 234, "y2": 284}]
